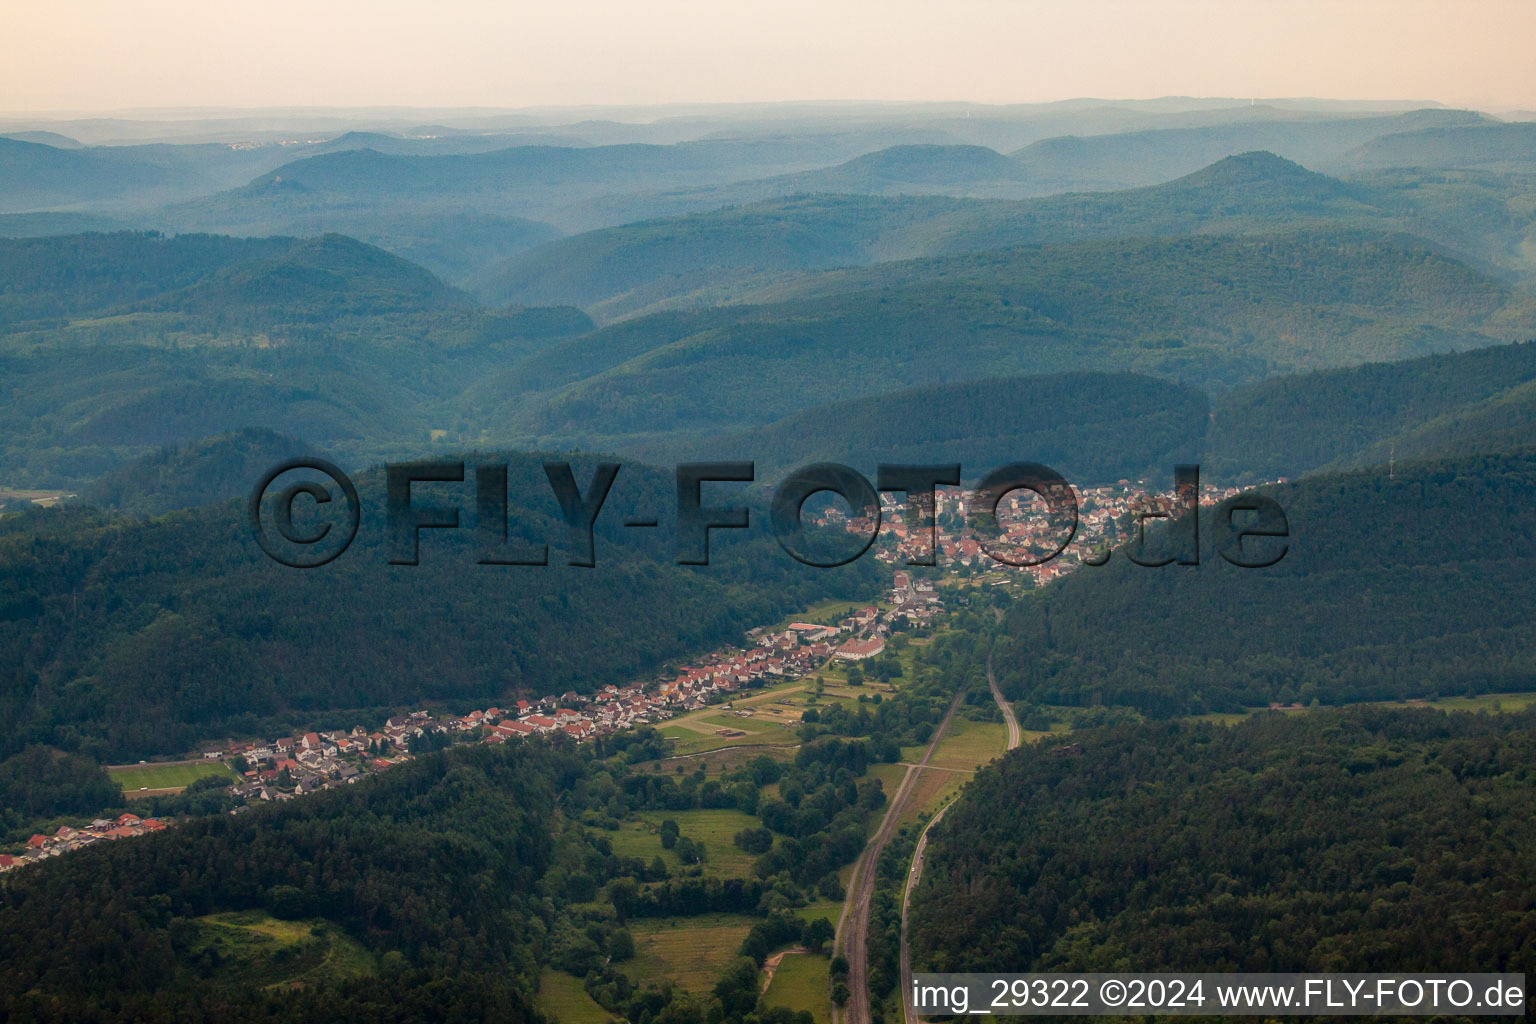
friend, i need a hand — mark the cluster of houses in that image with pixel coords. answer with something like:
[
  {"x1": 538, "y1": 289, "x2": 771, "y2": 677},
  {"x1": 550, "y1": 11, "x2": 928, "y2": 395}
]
[
  {"x1": 824, "y1": 479, "x2": 1265, "y2": 586},
  {"x1": 1, "y1": 812, "x2": 168, "y2": 873},
  {"x1": 4, "y1": 569, "x2": 944, "y2": 873}
]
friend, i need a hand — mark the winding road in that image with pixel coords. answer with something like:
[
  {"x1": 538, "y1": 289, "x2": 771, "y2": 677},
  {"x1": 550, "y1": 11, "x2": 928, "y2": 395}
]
[
  {"x1": 987, "y1": 652, "x2": 1021, "y2": 750},
  {"x1": 833, "y1": 686, "x2": 966, "y2": 1024},
  {"x1": 897, "y1": 653, "x2": 1020, "y2": 1024}
]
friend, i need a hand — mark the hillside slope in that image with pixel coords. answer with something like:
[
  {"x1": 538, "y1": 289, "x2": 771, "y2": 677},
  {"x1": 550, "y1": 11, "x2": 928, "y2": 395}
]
[
  {"x1": 1207, "y1": 341, "x2": 1536, "y2": 481},
  {"x1": 911, "y1": 707, "x2": 1536, "y2": 974},
  {"x1": 487, "y1": 230, "x2": 1533, "y2": 450},
  {"x1": 0, "y1": 454, "x2": 879, "y2": 760},
  {"x1": 995, "y1": 447, "x2": 1536, "y2": 715},
  {"x1": 647, "y1": 372, "x2": 1209, "y2": 484},
  {"x1": 474, "y1": 152, "x2": 1536, "y2": 321}
]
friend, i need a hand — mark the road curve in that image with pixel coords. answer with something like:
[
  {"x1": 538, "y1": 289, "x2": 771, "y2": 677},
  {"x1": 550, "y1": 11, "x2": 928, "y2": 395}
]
[
  {"x1": 898, "y1": 801, "x2": 951, "y2": 1024},
  {"x1": 987, "y1": 652, "x2": 1021, "y2": 751},
  {"x1": 834, "y1": 687, "x2": 966, "y2": 1024},
  {"x1": 898, "y1": 652, "x2": 1021, "y2": 1024}
]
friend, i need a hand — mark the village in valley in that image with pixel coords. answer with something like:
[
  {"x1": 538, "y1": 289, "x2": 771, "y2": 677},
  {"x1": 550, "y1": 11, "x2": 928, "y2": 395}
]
[{"x1": 4, "y1": 476, "x2": 1265, "y2": 872}]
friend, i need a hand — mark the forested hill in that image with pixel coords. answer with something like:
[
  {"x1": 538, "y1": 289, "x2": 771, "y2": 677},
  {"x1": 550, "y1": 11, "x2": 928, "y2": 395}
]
[
  {"x1": 909, "y1": 707, "x2": 1536, "y2": 974},
  {"x1": 0, "y1": 454, "x2": 882, "y2": 761},
  {"x1": 994, "y1": 447, "x2": 1536, "y2": 716},
  {"x1": 0, "y1": 231, "x2": 465, "y2": 331},
  {"x1": 1207, "y1": 341, "x2": 1536, "y2": 482},
  {"x1": 649, "y1": 372, "x2": 1209, "y2": 484},
  {"x1": 80, "y1": 428, "x2": 319, "y2": 516},
  {"x1": 473, "y1": 149, "x2": 1536, "y2": 320},
  {"x1": 491, "y1": 230, "x2": 1533, "y2": 451},
  {"x1": 0, "y1": 739, "x2": 574, "y2": 1021},
  {"x1": 0, "y1": 232, "x2": 595, "y2": 489},
  {"x1": 1331, "y1": 120, "x2": 1536, "y2": 173},
  {"x1": 468, "y1": 152, "x2": 1372, "y2": 319}
]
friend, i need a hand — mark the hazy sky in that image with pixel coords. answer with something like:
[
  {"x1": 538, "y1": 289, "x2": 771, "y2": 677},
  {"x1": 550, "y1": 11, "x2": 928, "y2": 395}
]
[{"x1": 5, "y1": 0, "x2": 1535, "y2": 114}]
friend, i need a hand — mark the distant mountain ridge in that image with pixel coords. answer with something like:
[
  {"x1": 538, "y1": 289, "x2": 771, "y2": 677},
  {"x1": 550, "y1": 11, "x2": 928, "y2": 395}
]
[
  {"x1": 483, "y1": 229, "x2": 1534, "y2": 452},
  {"x1": 473, "y1": 150, "x2": 1536, "y2": 320}
]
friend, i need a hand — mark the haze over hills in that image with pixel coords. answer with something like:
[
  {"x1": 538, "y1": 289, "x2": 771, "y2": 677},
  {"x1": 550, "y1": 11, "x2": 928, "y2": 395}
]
[
  {"x1": 485, "y1": 229, "x2": 1534, "y2": 453},
  {"x1": 1330, "y1": 120, "x2": 1536, "y2": 172},
  {"x1": 474, "y1": 152, "x2": 1536, "y2": 320},
  {"x1": 5, "y1": 103, "x2": 1532, "y2": 292},
  {"x1": 644, "y1": 372, "x2": 1210, "y2": 483},
  {"x1": 4, "y1": 95, "x2": 1536, "y2": 1020},
  {"x1": 0, "y1": 231, "x2": 593, "y2": 486},
  {"x1": 1207, "y1": 341, "x2": 1536, "y2": 481}
]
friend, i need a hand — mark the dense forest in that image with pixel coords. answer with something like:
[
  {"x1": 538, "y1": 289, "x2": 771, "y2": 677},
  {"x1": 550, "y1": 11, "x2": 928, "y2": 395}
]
[
  {"x1": 654, "y1": 372, "x2": 1208, "y2": 484},
  {"x1": 81, "y1": 428, "x2": 319, "y2": 516},
  {"x1": 0, "y1": 625, "x2": 995, "y2": 1022},
  {"x1": 0, "y1": 231, "x2": 594, "y2": 488},
  {"x1": 994, "y1": 447, "x2": 1536, "y2": 715},
  {"x1": 0, "y1": 740, "x2": 572, "y2": 1022},
  {"x1": 5, "y1": 97, "x2": 1536, "y2": 1021},
  {"x1": 494, "y1": 228, "x2": 1532, "y2": 452},
  {"x1": 0, "y1": 453, "x2": 882, "y2": 761},
  {"x1": 1207, "y1": 341, "x2": 1536, "y2": 482},
  {"x1": 909, "y1": 707, "x2": 1536, "y2": 974}
]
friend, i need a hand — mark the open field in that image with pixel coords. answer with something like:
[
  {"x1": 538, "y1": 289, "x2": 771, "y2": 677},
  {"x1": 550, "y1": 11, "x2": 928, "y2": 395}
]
[
  {"x1": 660, "y1": 722, "x2": 800, "y2": 755},
  {"x1": 924, "y1": 716, "x2": 1006, "y2": 772},
  {"x1": 899, "y1": 715, "x2": 1004, "y2": 771},
  {"x1": 793, "y1": 898, "x2": 843, "y2": 927},
  {"x1": 191, "y1": 910, "x2": 373, "y2": 989},
  {"x1": 891, "y1": 769, "x2": 965, "y2": 833},
  {"x1": 657, "y1": 681, "x2": 812, "y2": 753},
  {"x1": 0, "y1": 488, "x2": 74, "y2": 504},
  {"x1": 538, "y1": 968, "x2": 615, "y2": 1024},
  {"x1": 632, "y1": 742, "x2": 798, "y2": 776},
  {"x1": 612, "y1": 808, "x2": 763, "y2": 877},
  {"x1": 763, "y1": 952, "x2": 831, "y2": 1024},
  {"x1": 629, "y1": 913, "x2": 759, "y2": 993},
  {"x1": 1418, "y1": 692, "x2": 1536, "y2": 713},
  {"x1": 1182, "y1": 691, "x2": 1536, "y2": 729},
  {"x1": 109, "y1": 760, "x2": 237, "y2": 791}
]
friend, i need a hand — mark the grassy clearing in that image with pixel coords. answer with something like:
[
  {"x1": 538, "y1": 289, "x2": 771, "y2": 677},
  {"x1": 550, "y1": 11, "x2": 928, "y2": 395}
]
[
  {"x1": 611, "y1": 808, "x2": 763, "y2": 877},
  {"x1": 660, "y1": 724, "x2": 799, "y2": 756},
  {"x1": 1421, "y1": 692, "x2": 1536, "y2": 713},
  {"x1": 539, "y1": 968, "x2": 616, "y2": 1024},
  {"x1": 792, "y1": 898, "x2": 842, "y2": 927},
  {"x1": 763, "y1": 952, "x2": 831, "y2": 1023},
  {"x1": 191, "y1": 910, "x2": 372, "y2": 989},
  {"x1": 632, "y1": 744, "x2": 795, "y2": 777},
  {"x1": 628, "y1": 913, "x2": 759, "y2": 992},
  {"x1": 926, "y1": 717, "x2": 1005, "y2": 772},
  {"x1": 110, "y1": 760, "x2": 236, "y2": 791},
  {"x1": 895, "y1": 771, "x2": 965, "y2": 831},
  {"x1": 1179, "y1": 691, "x2": 1536, "y2": 729}
]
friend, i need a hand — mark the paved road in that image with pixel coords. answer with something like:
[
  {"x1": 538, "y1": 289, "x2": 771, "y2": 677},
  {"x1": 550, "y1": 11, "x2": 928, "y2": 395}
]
[
  {"x1": 898, "y1": 652, "x2": 1021, "y2": 1024},
  {"x1": 987, "y1": 652, "x2": 1021, "y2": 750},
  {"x1": 898, "y1": 802, "x2": 951, "y2": 1024},
  {"x1": 834, "y1": 686, "x2": 966, "y2": 1024}
]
